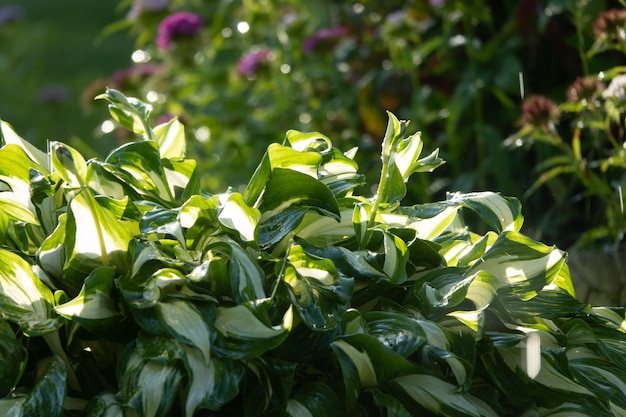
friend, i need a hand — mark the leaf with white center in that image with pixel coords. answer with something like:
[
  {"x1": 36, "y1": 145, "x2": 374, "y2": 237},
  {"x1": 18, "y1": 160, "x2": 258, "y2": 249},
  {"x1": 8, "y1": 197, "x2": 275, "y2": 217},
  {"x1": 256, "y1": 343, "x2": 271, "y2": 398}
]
[
  {"x1": 381, "y1": 231, "x2": 409, "y2": 284},
  {"x1": 286, "y1": 382, "x2": 342, "y2": 417},
  {"x1": 0, "y1": 175, "x2": 39, "y2": 225},
  {"x1": 0, "y1": 249, "x2": 61, "y2": 336},
  {"x1": 63, "y1": 190, "x2": 134, "y2": 289},
  {"x1": 402, "y1": 191, "x2": 523, "y2": 233},
  {"x1": 54, "y1": 267, "x2": 122, "y2": 331},
  {"x1": 244, "y1": 143, "x2": 323, "y2": 207},
  {"x1": 317, "y1": 148, "x2": 365, "y2": 197},
  {"x1": 0, "y1": 144, "x2": 48, "y2": 225},
  {"x1": 153, "y1": 117, "x2": 186, "y2": 159},
  {"x1": 163, "y1": 158, "x2": 199, "y2": 202},
  {"x1": 0, "y1": 321, "x2": 28, "y2": 397},
  {"x1": 567, "y1": 348, "x2": 626, "y2": 409},
  {"x1": 589, "y1": 307, "x2": 626, "y2": 332},
  {"x1": 0, "y1": 355, "x2": 67, "y2": 417},
  {"x1": 497, "y1": 345, "x2": 594, "y2": 397},
  {"x1": 105, "y1": 141, "x2": 174, "y2": 203},
  {"x1": 0, "y1": 121, "x2": 48, "y2": 168},
  {"x1": 467, "y1": 231, "x2": 566, "y2": 300},
  {"x1": 447, "y1": 271, "x2": 499, "y2": 332},
  {"x1": 394, "y1": 130, "x2": 444, "y2": 180},
  {"x1": 50, "y1": 142, "x2": 88, "y2": 190},
  {"x1": 217, "y1": 191, "x2": 261, "y2": 242},
  {"x1": 331, "y1": 334, "x2": 412, "y2": 415},
  {"x1": 119, "y1": 350, "x2": 182, "y2": 417},
  {"x1": 391, "y1": 373, "x2": 499, "y2": 417},
  {"x1": 179, "y1": 344, "x2": 244, "y2": 415},
  {"x1": 364, "y1": 311, "x2": 428, "y2": 357},
  {"x1": 281, "y1": 244, "x2": 352, "y2": 329},
  {"x1": 155, "y1": 299, "x2": 213, "y2": 364},
  {"x1": 37, "y1": 213, "x2": 66, "y2": 281},
  {"x1": 258, "y1": 168, "x2": 340, "y2": 221},
  {"x1": 412, "y1": 206, "x2": 460, "y2": 240},
  {"x1": 291, "y1": 206, "x2": 355, "y2": 247},
  {"x1": 96, "y1": 88, "x2": 152, "y2": 137},
  {"x1": 285, "y1": 130, "x2": 332, "y2": 152},
  {"x1": 204, "y1": 236, "x2": 266, "y2": 302},
  {"x1": 213, "y1": 303, "x2": 292, "y2": 360}
]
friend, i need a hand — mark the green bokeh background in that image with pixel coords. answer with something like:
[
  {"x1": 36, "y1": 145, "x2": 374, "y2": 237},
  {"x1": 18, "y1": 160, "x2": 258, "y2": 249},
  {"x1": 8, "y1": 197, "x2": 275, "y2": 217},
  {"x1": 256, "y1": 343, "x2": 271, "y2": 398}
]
[{"x1": 0, "y1": 0, "x2": 133, "y2": 157}]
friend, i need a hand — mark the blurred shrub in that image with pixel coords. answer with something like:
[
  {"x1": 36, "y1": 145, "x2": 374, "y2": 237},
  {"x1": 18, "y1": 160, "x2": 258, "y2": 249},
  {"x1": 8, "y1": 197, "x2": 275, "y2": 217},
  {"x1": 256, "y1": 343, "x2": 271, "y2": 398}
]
[{"x1": 104, "y1": 1, "x2": 618, "y2": 202}]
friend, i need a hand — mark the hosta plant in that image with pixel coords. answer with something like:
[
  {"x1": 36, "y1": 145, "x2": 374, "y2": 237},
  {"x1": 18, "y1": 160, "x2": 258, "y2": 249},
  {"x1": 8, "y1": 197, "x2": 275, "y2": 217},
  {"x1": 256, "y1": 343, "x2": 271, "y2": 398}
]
[{"x1": 0, "y1": 89, "x2": 625, "y2": 416}]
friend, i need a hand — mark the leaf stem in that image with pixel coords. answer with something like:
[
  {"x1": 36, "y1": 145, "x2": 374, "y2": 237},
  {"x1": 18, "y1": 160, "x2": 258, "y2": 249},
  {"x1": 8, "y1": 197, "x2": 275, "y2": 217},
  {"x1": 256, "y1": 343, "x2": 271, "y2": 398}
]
[{"x1": 43, "y1": 331, "x2": 80, "y2": 392}]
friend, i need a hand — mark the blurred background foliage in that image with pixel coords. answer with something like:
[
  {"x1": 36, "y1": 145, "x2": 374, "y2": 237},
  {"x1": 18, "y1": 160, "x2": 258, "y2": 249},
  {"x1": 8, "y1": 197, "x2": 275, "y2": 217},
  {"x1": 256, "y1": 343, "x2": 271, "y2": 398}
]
[{"x1": 2, "y1": 0, "x2": 626, "y2": 250}]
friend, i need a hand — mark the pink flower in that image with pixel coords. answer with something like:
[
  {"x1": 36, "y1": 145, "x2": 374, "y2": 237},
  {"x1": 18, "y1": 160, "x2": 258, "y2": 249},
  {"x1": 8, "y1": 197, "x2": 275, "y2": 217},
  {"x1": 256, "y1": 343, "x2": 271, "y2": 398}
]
[
  {"x1": 303, "y1": 25, "x2": 349, "y2": 53},
  {"x1": 237, "y1": 49, "x2": 272, "y2": 76},
  {"x1": 156, "y1": 11, "x2": 203, "y2": 50}
]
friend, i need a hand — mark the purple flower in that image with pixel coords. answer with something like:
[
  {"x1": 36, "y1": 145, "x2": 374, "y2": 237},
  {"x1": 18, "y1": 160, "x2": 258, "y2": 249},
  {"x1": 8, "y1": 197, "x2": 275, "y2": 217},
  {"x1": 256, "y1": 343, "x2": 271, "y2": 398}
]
[
  {"x1": 112, "y1": 63, "x2": 164, "y2": 88},
  {"x1": 237, "y1": 49, "x2": 272, "y2": 76},
  {"x1": 128, "y1": 0, "x2": 169, "y2": 20},
  {"x1": 303, "y1": 25, "x2": 349, "y2": 53},
  {"x1": 156, "y1": 11, "x2": 203, "y2": 50},
  {"x1": 429, "y1": 0, "x2": 446, "y2": 7},
  {"x1": 37, "y1": 84, "x2": 70, "y2": 104},
  {"x1": 0, "y1": 5, "x2": 24, "y2": 25}
]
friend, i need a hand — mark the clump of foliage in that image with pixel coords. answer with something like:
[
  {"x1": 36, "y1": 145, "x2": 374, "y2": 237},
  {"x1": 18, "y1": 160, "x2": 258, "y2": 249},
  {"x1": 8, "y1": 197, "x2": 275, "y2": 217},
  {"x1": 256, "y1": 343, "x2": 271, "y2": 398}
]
[
  {"x1": 1, "y1": 90, "x2": 626, "y2": 416},
  {"x1": 508, "y1": 6, "x2": 626, "y2": 250}
]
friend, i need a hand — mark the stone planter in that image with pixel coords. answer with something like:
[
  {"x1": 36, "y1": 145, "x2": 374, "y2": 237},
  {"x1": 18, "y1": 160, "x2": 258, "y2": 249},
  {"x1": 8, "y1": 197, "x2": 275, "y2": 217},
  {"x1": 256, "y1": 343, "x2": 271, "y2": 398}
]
[{"x1": 567, "y1": 250, "x2": 626, "y2": 306}]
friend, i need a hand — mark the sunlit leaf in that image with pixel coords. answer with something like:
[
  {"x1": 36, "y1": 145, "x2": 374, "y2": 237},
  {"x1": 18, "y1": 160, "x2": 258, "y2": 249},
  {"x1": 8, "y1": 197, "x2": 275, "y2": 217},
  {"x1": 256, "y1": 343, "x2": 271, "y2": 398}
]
[
  {"x1": 0, "y1": 249, "x2": 60, "y2": 336},
  {"x1": 213, "y1": 304, "x2": 292, "y2": 360},
  {"x1": 153, "y1": 117, "x2": 186, "y2": 159}
]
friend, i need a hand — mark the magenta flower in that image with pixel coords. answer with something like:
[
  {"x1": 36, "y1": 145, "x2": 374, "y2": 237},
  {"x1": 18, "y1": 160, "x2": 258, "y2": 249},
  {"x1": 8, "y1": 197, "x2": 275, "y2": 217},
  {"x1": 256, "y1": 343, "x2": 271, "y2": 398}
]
[
  {"x1": 303, "y1": 25, "x2": 349, "y2": 53},
  {"x1": 429, "y1": 0, "x2": 446, "y2": 7},
  {"x1": 237, "y1": 49, "x2": 272, "y2": 76},
  {"x1": 156, "y1": 11, "x2": 203, "y2": 50}
]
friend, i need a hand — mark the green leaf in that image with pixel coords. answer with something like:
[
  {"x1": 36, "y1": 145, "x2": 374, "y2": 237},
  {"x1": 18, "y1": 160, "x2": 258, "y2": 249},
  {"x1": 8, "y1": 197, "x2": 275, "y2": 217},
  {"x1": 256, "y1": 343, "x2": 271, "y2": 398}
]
[
  {"x1": 331, "y1": 334, "x2": 412, "y2": 415},
  {"x1": 467, "y1": 231, "x2": 566, "y2": 300},
  {"x1": 258, "y1": 168, "x2": 340, "y2": 221},
  {"x1": 179, "y1": 344, "x2": 244, "y2": 414},
  {"x1": 567, "y1": 348, "x2": 626, "y2": 410},
  {"x1": 285, "y1": 129, "x2": 332, "y2": 152},
  {"x1": 402, "y1": 191, "x2": 524, "y2": 233},
  {"x1": 0, "y1": 121, "x2": 48, "y2": 169},
  {"x1": 0, "y1": 321, "x2": 28, "y2": 397},
  {"x1": 212, "y1": 304, "x2": 292, "y2": 360},
  {"x1": 281, "y1": 244, "x2": 353, "y2": 329},
  {"x1": 0, "y1": 249, "x2": 60, "y2": 336},
  {"x1": 389, "y1": 372, "x2": 499, "y2": 417},
  {"x1": 244, "y1": 143, "x2": 323, "y2": 207},
  {"x1": 286, "y1": 382, "x2": 343, "y2": 417},
  {"x1": 0, "y1": 356, "x2": 67, "y2": 417},
  {"x1": 317, "y1": 148, "x2": 365, "y2": 197},
  {"x1": 53, "y1": 267, "x2": 123, "y2": 332},
  {"x1": 394, "y1": 131, "x2": 444, "y2": 180},
  {"x1": 364, "y1": 311, "x2": 428, "y2": 357},
  {"x1": 63, "y1": 190, "x2": 134, "y2": 288},
  {"x1": 50, "y1": 142, "x2": 88, "y2": 190},
  {"x1": 216, "y1": 191, "x2": 261, "y2": 242},
  {"x1": 96, "y1": 88, "x2": 153, "y2": 138},
  {"x1": 119, "y1": 349, "x2": 182, "y2": 417},
  {"x1": 105, "y1": 141, "x2": 173, "y2": 203},
  {"x1": 204, "y1": 236, "x2": 266, "y2": 302},
  {"x1": 153, "y1": 117, "x2": 186, "y2": 159}
]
